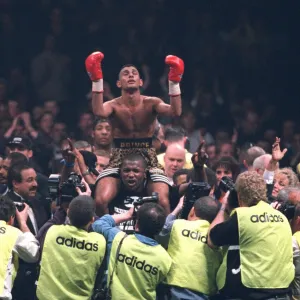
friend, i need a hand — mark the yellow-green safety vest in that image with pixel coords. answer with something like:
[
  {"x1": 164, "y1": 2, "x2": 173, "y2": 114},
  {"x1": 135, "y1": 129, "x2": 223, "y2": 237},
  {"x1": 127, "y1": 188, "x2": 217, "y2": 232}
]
[
  {"x1": 108, "y1": 231, "x2": 172, "y2": 300},
  {"x1": 217, "y1": 201, "x2": 294, "y2": 290},
  {"x1": 0, "y1": 220, "x2": 19, "y2": 295},
  {"x1": 37, "y1": 224, "x2": 106, "y2": 300},
  {"x1": 166, "y1": 219, "x2": 222, "y2": 295}
]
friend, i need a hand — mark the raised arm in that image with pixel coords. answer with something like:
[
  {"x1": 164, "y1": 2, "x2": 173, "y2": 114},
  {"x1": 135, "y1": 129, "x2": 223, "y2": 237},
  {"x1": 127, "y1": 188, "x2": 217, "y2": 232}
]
[
  {"x1": 85, "y1": 52, "x2": 113, "y2": 118},
  {"x1": 154, "y1": 55, "x2": 184, "y2": 117}
]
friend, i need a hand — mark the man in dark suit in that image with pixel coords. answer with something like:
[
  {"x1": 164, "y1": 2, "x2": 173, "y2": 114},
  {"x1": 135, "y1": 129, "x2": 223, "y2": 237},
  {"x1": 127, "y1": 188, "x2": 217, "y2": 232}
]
[
  {"x1": 4, "y1": 162, "x2": 50, "y2": 300},
  {"x1": 6, "y1": 136, "x2": 49, "y2": 199}
]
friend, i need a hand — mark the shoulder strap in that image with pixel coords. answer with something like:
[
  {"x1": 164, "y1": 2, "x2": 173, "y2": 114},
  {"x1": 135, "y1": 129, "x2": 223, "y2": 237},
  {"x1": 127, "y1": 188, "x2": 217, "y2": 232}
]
[{"x1": 107, "y1": 233, "x2": 128, "y2": 295}]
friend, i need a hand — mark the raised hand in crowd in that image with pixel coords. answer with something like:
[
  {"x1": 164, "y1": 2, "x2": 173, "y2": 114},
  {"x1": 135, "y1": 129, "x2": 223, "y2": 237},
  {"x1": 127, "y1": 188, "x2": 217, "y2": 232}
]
[
  {"x1": 266, "y1": 137, "x2": 288, "y2": 172},
  {"x1": 191, "y1": 141, "x2": 208, "y2": 182},
  {"x1": 20, "y1": 112, "x2": 38, "y2": 138},
  {"x1": 4, "y1": 115, "x2": 21, "y2": 138}
]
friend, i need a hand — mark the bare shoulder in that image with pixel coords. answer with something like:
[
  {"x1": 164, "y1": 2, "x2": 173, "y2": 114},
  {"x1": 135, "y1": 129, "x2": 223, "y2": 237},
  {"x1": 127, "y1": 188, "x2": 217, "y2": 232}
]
[
  {"x1": 142, "y1": 96, "x2": 163, "y2": 105},
  {"x1": 106, "y1": 97, "x2": 122, "y2": 107}
]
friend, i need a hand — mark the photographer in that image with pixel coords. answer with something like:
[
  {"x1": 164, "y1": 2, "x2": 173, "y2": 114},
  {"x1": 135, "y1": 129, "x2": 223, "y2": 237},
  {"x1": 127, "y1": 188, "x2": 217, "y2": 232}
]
[
  {"x1": 92, "y1": 203, "x2": 172, "y2": 300},
  {"x1": 0, "y1": 197, "x2": 39, "y2": 300},
  {"x1": 208, "y1": 171, "x2": 294, "y2": 299},
  {"x1": 36, "y1": 195, "x2": 106, "y2": 300},
  {"x1": 159, "y1": 196, "x2": 222, "y2": 300}
]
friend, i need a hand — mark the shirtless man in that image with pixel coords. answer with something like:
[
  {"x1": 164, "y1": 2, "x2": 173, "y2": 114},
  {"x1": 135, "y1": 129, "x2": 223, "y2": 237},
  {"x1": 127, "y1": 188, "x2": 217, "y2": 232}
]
[{"x1": 85, "y1": 51, "x2": 184, "y2": 215}]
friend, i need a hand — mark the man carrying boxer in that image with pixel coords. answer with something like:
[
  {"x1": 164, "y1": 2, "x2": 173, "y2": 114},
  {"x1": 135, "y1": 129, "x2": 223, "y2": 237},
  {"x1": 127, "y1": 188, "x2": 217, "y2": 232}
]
[{"x1": 85, "y1": 52, "x2": 184, "y2": 215}]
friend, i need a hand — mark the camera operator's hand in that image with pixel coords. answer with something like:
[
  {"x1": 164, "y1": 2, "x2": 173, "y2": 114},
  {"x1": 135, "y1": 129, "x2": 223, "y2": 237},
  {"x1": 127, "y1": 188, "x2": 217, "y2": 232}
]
[
  {"x1": 192, "y1": 141, "x2": 208, "y2": 168},
  {"x1": 15, "y1": 203, "x2": 31, "y2": 233},
  {"x1": 220, "y1": 191, "x2": 232, "y2": 214},
  {"x1": 271, "y1": 201, "x2": 282, "y2": 210},
  {"x1": 112, "y1": 206, "x2": 135, "y2": 225},
  {"x1": 171, "y1": 196, "x2": 184, "y2": 217},
  {"x1": 76, "y1": 180, "x2": 92, "y2": 197}
]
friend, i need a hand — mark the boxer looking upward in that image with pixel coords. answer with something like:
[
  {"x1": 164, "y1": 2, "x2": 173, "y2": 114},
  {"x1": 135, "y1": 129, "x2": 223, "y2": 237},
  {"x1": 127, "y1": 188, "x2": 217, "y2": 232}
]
[{"x1": 85, "y1": 52, "x2": 184, "y2": 216}]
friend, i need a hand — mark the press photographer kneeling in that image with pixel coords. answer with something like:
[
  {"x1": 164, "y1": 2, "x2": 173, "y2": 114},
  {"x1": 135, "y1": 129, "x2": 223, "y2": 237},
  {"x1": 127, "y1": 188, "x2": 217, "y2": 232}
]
[
  {"x1": 208, "y1": 171, "x2": 294, "y2": 300},
  {"x1": 36, "y1": 181, "x2": 106, "y2": 300}
]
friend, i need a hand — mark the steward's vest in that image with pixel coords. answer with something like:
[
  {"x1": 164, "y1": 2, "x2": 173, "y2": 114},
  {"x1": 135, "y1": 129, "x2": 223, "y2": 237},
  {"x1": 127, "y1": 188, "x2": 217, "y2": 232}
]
[
  {"x1": 37, "y1": 224, "x2": 106, "y2": 300},
  {"x1": 217, "y1": 201, "x2": 294, "y2": 290},
  {"x1": 166, "y1": 219, "x2": 222, "y2": 295},
  {"x1": 108, "y1": 232, "x2": 172, "y2": 300},
  {"x1": 0, "y1": 220, "x2": 19, "y2": 295}
]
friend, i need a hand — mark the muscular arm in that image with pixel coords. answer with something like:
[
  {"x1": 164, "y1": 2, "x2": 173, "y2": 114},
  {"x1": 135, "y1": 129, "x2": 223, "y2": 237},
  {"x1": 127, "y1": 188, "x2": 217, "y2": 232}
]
[
  {"x1": 92, "y1": 92, "x2": 114, "y2": 118},
  {"x1": 153, "y1": 96, "x2": 182, "y2": 118}
]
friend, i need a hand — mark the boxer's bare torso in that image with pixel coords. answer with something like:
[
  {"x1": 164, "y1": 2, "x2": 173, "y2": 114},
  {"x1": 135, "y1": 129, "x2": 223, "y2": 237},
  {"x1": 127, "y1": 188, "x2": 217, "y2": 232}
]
[{"x1": 103, "y1": 95, "x2": 164, "y2": 139}]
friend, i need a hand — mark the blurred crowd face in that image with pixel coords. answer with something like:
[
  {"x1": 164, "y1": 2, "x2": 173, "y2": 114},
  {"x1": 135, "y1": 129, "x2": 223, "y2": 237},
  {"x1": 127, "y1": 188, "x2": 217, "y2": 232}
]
[
  {"x1": 96, "y1": 155, "x2": 109, "y2": 173},
  {"x1": 79, "y1": 113, "x2": 93, "y2": 131},
  {"x1": 52, "y1": 122, "x2": 67, "y2": 143},
  {"x1": 8, "y1": 146, "x2": 32, "y2": 159},
  {"x1": 219, "y1": 143, "x2": 233, "y2": 158},
  {"x1": 93, "y1": 121, "x2": 112, "y2": 147},
  {"x1": 174, "y1": 174, "x2": 188, "y2": 186},
  {"x1": 206, "y1": 145, "x2": 216, "y2": 163},
  {"x1": 0, "y1": 158, "x2": 10, "y2": 184},
  {"x1": 215, "y1": 166, "x2": 233, "y2": 184},
  {"x1": 8, "y1": 100, "x2": 20, "y2": 118},
  {"x1": 40, "y1": 113, "x2": 54, "y2": 134},
  {"x1": 117, "y1": 66, "x2": 142, "y2": 91},
  {"x1": 181, "y1": 111, "x2": 196, "y2": 132},
  {"x1": 44, "y1": 101, "x2": 59, "y2": 117},
  {"x1": 14, "y1": 168, "x2": 38, "y2": 199},
  {"x1": 272, "y1": 173, "x2": 289, "y2": 198},
  {"x1": 120, "y1": 159, "x2": 145, "y2": 192}
]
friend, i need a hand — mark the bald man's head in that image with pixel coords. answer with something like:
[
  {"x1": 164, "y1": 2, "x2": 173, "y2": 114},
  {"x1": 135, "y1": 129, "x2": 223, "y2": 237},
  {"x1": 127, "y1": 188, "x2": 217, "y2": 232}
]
[
  {"x1": 253, "y1": 154, "x2": 278, "y2": 175},
  {"x1": 164, "y1": 144, "x2": 186, "y2": 178}
]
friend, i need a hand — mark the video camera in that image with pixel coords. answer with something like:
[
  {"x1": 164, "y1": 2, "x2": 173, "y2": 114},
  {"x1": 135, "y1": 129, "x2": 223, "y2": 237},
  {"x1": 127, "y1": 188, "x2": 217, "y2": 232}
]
[
  {"x1": 124, "y1": 192, "x2": 159, "y2": 208},
  {"x1": 179, "y1": 182, "x2": 211, "y2": 220},
  {"x1": 278, "y1": 202, "x2": 296, "y2": 220},
  {"x1": 47, "y1": 172, "x2": 86, "y2": 205},
  {"x1": 219, "y1": 176, "x2": 239, "y2": 209},
  {"x1": 121, "y1": 192, "x2": 159, "y2": 233}
]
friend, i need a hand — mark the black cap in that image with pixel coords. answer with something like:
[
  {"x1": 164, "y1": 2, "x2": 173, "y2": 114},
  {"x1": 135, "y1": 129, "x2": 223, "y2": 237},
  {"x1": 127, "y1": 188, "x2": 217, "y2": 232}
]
[{"x1": 7, "y1": 136, "x2": 33, "y2": 150}]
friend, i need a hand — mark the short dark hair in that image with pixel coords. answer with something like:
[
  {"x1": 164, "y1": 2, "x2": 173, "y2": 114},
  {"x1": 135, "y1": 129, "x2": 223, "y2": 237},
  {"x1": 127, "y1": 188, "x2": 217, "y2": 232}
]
[
  {"x1": 118, "y1": 64, "x2": 139, "y2": 79},
  {"x1": 136, "y1": 203, "x2": 166, "y2": 237},
  {"x1": 212, "y1": 156, "x2": 240, "y2": 182},
  {"x1": 7, "y1": 163, "x2": 32, "y2": 189},
  {"x1": 7, "y1": 152, "x2": 28, "y2": 166},
  {"x1": 68, "y1": 195, "x2": 95, "y2": 228},
  {"x1": 93, "y1": 117, "x2": 112, "y2": 130},
  {"x1": 194, "y1": 196, "x2": 220, "y2": 223},
  {"x1": 173, "y1": 169, "x2": 189, "y2": 185},
  {"x1": 164, "y1": 126, "x2": 186, "y2": 142},
  {"x1": 121, "y1": 153, "x2": 147, "y2": 169},
  {"x1": 0, "y1": 196, "x2": 16, "y2": 222}
]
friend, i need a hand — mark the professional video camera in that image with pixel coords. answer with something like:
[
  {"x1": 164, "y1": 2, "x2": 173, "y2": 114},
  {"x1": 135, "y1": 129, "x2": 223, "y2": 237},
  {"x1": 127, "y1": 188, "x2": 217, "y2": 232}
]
[
  {"x1": 124, "y1": 192, "x2": 159, "y2": 208},
  {"x1": 47, "y1": 172, "x2": 86, "y2": 205},
  {"x1": 179, "y1": 182, "x2": 211, "y2": 220},
  {"x1": 121, "y1": 192, "x2": 159, "y2": 233},
  {"x1": 278, "y1": 201, "x2": 296, "y2": 220},
  {"x1": 219, "y1": 176, "x2": 239, "y2": 209}
]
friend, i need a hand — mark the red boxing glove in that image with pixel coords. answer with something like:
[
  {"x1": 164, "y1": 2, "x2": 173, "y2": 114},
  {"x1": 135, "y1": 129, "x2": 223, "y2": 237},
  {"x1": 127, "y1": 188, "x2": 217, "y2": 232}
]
[
  {"x1": 165, "y1": 55, "x2": 184, "y2": 83},
  {"x1": 85, "y1": 51, "x2": 104, "y2": 81}
]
